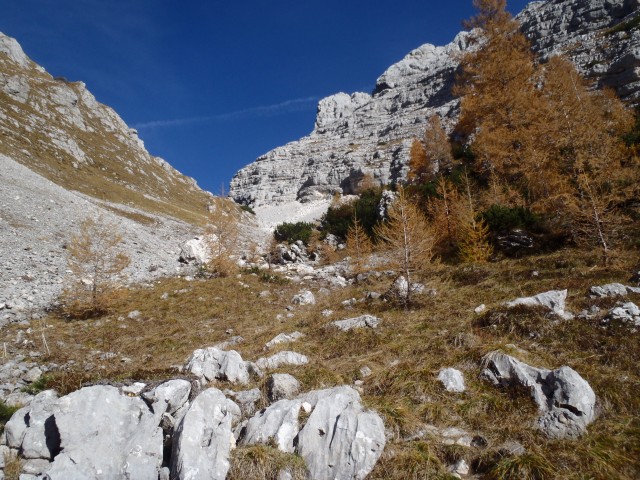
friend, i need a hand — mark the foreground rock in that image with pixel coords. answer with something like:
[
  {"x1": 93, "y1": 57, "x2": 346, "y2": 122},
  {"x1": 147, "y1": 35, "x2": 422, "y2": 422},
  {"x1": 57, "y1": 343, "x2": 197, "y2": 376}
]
[
  {"x1": 297, "y1": 386, "x2": 386, "y2": 480},
  {"x1": 481, "y1": 351, "x2": 596, "y2": 439},
  {"x1": 238, "y1": 386, "x2": 386, "y2": 480},
  {"x1": 607, "y1": 302, "x2": 640, "y2": 327},
  {"x1": 504, "y1": 289, "x2": 572, "y2": 319},
  {"x1": 171, "y1": 388, "x2": 241, "y2": 480},
  {"x1": 47, "y1": 385, "x2": 164, "y2": 479}
]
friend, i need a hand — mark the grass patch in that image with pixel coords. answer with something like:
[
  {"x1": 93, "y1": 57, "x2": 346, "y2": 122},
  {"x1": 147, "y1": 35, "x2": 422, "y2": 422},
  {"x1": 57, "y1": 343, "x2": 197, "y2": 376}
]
[{"x1": 228, "y1": 444, "x2": 307, "y2": 480}]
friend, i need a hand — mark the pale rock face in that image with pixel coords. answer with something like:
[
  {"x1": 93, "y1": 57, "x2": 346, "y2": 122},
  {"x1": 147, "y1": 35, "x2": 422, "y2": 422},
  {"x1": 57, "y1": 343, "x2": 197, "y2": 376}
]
[
  {"x1": 185, "y1": 347, "x2": 256, "y2": 385},
  {"x1": 481, "y1": 351, "x2": 596, "y2": 439},
  {"x1": 504, "y1": 289, "x2": 572, "y2": 319},
  {"x1": 230, "y1": 0, "x2": 640, "y2": 208},
  {"x1": 46, "y1": 385, "x2": 164, "y2": 480},
  {"x1": 255, "y1": 351, "x2": 309, "y2": 370},
  {"x1": 0, "y1": 32, "x2": 30, "y2": 68},
  {"x1": 438, "y1": 368, "x2": 466, "y2": 393},
  {"x1": 170, "y1": 388, "x2": 240, "y2": 480}
]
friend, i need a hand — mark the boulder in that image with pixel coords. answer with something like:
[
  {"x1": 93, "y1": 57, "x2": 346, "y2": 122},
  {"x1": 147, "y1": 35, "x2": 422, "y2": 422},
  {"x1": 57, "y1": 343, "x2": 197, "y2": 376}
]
[
  {"x1": 481, "y1": 352, "x2": 596, "y2": 439},
  {"x1": 386, "y1": 276, "x2": 428, "y2": 301},
  {"x1": 265, "y1": 332, "x2": 304, "y2": 349},
  {"x1": 171, "y1": 388, "x2": 240, "y2": 480},
  {"x1": 608, "y1": 302, "x2": 640, "y2": 326},
  {"x1": 178, "y1": 237, "x2": 209, "y2": 264},
  {"x1": 504, "y1": 289, "x2": 572, "y2": 319},
  {"x1": 267, "y1": 374, "x2": 301, "y2": 402},
  {"x1": 291, "y1": 290, "x2": 315, "y2": 305},
  {"x1": 589, "y1": 283, "x2": 640, "y2": 298},
  {"x1": 238, "y1": 398, "x2": 303, "y2": 453},
  {"x1": 226, "y1": 388, "x2": 262, "y2": 416},
  {"x1": 142, "y1": 379, "x2": 191, "y2": 426},
  {"x1": 256, "y1": 351, "x2": 309, "y2": 370},
  {"x1": 330, "y1": 314, "x2": 381, "y2": 331},
  {"x1": 185, "y1": 347, "x2": 257, "y2": 385},
  {"x1": 296, "y1": 386, "x2": 386, "y2": 480},
  {"x1": 2, "y1": 390, "x2": 59, "y2": 464},
  {"x1": 437, "y1": 368, "x2": 465, "y2": 393},
  {"x1": 46, "y1": 385, "x2": 163, "y2": 479}
]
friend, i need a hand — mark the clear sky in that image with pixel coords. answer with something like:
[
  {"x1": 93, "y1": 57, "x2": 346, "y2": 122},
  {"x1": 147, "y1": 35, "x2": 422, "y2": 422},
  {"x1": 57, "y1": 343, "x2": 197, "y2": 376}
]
[{"x1": 1, "y1": 0, "x2": 530, "y2": 194}]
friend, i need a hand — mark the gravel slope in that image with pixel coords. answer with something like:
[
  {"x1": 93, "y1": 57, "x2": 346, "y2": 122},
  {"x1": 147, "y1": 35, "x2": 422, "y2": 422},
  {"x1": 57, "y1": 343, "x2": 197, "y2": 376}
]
[{"x1": 0, "y1": 154, "x2": 198, "y2": 324}]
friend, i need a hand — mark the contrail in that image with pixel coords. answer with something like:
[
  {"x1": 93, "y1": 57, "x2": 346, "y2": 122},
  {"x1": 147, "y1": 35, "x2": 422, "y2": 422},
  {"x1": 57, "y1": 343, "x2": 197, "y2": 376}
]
[{"x1": 134, "y1": 96, "x2": 319, "y2": 129}]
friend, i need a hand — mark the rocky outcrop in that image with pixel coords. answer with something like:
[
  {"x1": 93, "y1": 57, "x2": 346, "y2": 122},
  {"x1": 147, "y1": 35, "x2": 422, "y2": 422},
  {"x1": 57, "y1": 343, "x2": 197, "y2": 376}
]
[
  {"x1": 230, "y1": 0, "x2": 640, "y2": 208},
  {"x1": 330, "y1": 314, "x2": 381, "y2": 331},
  {"x1": 481, "y1": 351, "x2": 596, "y2": 439},
  {"x1": 185, "y1": 347, "x2": 260, "y2": 386},
  {"x1": 504, "y1": 289, "x2": 572, "y2": 319},
  {"x1": 171, "y1": 388, "x2": 241, "y2": 480}
]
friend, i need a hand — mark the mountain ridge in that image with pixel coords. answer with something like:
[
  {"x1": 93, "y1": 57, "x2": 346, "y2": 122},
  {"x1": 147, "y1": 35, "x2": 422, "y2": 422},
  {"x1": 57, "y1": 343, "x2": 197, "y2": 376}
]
[{"x1": 229, "y1": 0, "x2": 640, "y2": 209}]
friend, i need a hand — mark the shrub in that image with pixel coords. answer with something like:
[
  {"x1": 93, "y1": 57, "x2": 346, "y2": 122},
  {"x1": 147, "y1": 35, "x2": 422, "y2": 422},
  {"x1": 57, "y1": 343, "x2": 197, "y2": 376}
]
[
  {"x1": 240, "y1": 204, "x2": 255, "y2": 215},
  {"x1": 61, "y1": 216, "x2": 130, "y2": 318},
  {"x1": 273, "y1": 222, "x2": 315, "y2": 245},
  {"x1": 320, "y1": 189, "x2": 383, "y2": 240},
  {"x1": 481, "y1": 204, "x2": 542, "y2": 234}
]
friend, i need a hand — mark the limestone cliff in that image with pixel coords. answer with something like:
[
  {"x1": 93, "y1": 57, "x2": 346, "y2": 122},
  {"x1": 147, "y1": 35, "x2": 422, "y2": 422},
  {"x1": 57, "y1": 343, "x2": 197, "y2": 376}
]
[{"x1": 230, "y1": 0, "x2": 640, "y2": 207}]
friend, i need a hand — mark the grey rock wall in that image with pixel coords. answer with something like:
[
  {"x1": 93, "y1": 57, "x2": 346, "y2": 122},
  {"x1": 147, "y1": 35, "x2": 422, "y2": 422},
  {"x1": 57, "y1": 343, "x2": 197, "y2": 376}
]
[{"x1": 230, "y1": 0, "x2": 640, "y2": 207}]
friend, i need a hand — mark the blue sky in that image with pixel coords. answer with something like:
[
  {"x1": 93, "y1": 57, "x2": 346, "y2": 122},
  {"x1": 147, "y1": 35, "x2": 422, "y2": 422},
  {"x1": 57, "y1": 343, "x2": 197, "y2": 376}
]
[{"x1": 1, "y1": 0, "x2": 530, "y2": 194}]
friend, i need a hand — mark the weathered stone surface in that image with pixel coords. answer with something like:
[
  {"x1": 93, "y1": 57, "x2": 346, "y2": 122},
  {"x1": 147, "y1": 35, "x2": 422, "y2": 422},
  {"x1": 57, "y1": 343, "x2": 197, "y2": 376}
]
[
  {"x1": 46, "y1": 385, "x2": 163, "y2": 479},
  {"x1": 590, "y1": 283, "x2": 640, "y2": 298},
  {"x1": 608, "y1": 302, "x2": 640, "y2": 326},
  {"x1": 239, "y1": 398, "x2": 302, "y2": 453},
  {"x1": 296, "y1": 386, "x2": 386, "y2": 480},
  {"x1": 481, "y1": 351, "x2": 596, "y2": 439},
  {"x1": 226, "y1": 388, "x2": 262, "y2": 416},
  {"x1": 255, "y1": 351, "x2": 309, "y2": 370},
  {"x1": 330, "y1": 314, "x2": 381, "y2": 331},
  {"x1": 265, "y1": 332, "x2": 304, "y2": 349},
  {"x1": 178, "y1": 237, "x2": 209, "y2": 265},
  {"x1": 185, "y1": 347, "x2": 256, "y2": 385},
  {"x1": 504, "y1": 289, "x2": 572, "y2": 319},
  {"x1": 291, "y1": 290, "x2": 315, "y2": 305},
  {"x1": 230, "y1": 0, "x2": 640, "y2": 209},
  {"x1": 267, "y1": 373, "x2": 301, "y2": 402},
  {"x1": 171, "y1": 388, "x2": 240, "y2": 480},
  {"x1": 438, "y1": 368, "x2": 466, "y2": 393},
  {"x1": 142, "y1": 379, "x2": 191, "y2": 425}
]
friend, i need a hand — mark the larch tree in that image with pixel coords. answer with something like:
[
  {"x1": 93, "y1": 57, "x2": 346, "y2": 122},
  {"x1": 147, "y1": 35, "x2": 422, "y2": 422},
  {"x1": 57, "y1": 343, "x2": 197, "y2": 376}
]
[
  {"x1": 540, "y1": 56, "x2": 634, "y2": 264},
  {"x1": 458, "y1": 169, "x2": 493, "y2": 263},
  {"x1": 408, "y1": 138, "x2": 428, "y2": 184},
  {"x1": 424, "y1": 115, "x2": 453, "y2": 175},
  {"x1": 427, "y1": 176, "x2": 464, "y2": 254},
  {"x1": 454, "y1": 0, "x2": 546, "y2": 205},
  {"x1": 345, "y1": 212, "x2": 373, "y2": 276},
  {"x1": 204, "y1": 202, "x2": 240, "y2": 275},
  {"x1": 374, "y1": 187, "x2": 436, "y2": 306},
  {"x1": 62, "y1": 216, "x2": 130, "y2": 317}
]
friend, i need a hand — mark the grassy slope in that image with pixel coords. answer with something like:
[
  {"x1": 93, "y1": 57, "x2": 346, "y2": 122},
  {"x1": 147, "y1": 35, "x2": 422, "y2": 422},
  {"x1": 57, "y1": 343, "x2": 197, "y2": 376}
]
[{"x1": 3, "y1": 247, "x2": 639, "y2": 479}]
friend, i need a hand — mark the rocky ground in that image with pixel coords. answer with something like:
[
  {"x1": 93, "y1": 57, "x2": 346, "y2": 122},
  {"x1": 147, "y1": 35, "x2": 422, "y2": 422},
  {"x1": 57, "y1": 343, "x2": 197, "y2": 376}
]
[
  {"x1": 0, "y1": 244, "x2": 638, "y2": 479},
  {"x1": 0, "y1": 155, "x2": 199, "y2": 326}
]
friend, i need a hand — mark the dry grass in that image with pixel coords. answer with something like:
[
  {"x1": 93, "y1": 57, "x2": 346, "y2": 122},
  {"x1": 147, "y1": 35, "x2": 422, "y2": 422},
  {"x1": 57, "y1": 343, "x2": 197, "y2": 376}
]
[
  {"x1": 3, "y1": 247, "x2": 640, "y2": 478},
  {"x1": 228, "y1": 444, "x2": 307, "y2": 480}
]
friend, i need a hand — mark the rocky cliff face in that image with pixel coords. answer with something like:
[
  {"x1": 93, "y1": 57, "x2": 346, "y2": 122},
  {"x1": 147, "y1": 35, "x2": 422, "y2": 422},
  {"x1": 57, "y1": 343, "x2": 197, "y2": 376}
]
[{"x1": 230, "y1": 0, "x2": 640, "y2": 208}]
